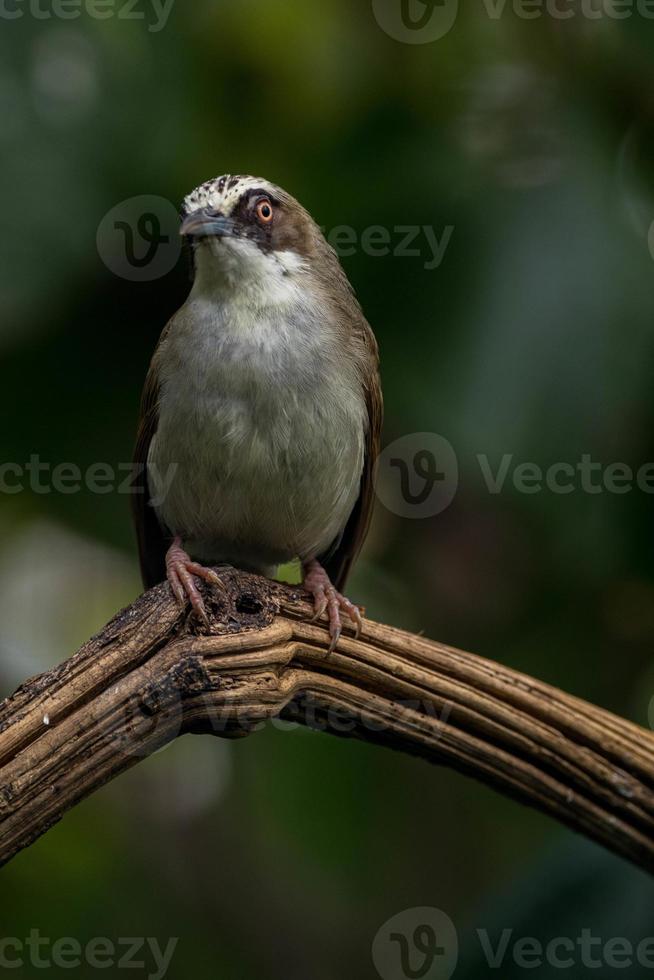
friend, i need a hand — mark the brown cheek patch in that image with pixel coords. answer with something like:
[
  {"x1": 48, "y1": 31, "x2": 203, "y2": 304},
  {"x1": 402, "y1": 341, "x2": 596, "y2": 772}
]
[{"x1": 271, "y1": 211, "x2": 313, "y2": 256}]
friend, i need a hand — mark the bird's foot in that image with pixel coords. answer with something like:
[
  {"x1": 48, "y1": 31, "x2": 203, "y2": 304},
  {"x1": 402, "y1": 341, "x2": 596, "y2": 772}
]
[
  {"x1": 302, "y1": 559, "x2": 363, "y2": 652},
  {"x1": 165, "y1": 536, "x2": 225, "y2": 626}
]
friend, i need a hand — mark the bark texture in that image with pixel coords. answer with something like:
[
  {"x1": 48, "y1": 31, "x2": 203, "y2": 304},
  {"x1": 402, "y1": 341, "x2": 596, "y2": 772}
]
[{"x1": 0, "y1": 569, "x2": 652, "y2": 872}]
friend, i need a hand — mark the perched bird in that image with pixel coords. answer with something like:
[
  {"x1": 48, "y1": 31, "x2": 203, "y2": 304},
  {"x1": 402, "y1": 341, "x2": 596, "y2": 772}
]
[{"x1": 132, "y1": 174, "x2": 382, "y2": 647}]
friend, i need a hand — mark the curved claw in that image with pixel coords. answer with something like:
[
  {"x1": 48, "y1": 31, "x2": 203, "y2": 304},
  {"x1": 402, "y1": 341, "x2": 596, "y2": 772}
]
[
  {"x1": 349, "y1": 605, "x2": 364, "y2": 640},
  {"x1": 185, "y1": 562, "x2": 226, "y2": 591},
  {"x1": 311, "y1": 593, "x2": 328, "y2": 622},
  {"x1": 328, "y1": 624, "x2": 342, "y2": 653},
  {"x1": 302, "y1": 558, "x2": 365, "y2": 652},
  {"x1": 165, "y1": 537, "x2": 224, "y2": 626}
]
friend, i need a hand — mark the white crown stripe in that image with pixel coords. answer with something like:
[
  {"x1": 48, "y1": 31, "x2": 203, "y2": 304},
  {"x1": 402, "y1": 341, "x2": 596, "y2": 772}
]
[{"x1": 183, "y1": 175, "x2": 279, "y2": 216}]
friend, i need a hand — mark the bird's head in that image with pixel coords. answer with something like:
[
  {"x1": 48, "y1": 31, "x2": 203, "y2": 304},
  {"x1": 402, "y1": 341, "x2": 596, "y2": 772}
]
[{"x1": 180, "y1": 174, "x2": 332, "y2": 299}]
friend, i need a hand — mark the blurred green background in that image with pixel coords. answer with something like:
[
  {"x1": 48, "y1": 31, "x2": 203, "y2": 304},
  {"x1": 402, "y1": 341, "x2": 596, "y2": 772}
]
[{"x1": 1, "y1": 0, "x2": 654, "y2": 976}]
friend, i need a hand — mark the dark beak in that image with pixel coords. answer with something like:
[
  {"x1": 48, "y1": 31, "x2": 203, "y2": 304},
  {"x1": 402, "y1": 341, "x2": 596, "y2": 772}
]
[{"x1": 179, "y1": 208, "x2": 236, "y2": 239}]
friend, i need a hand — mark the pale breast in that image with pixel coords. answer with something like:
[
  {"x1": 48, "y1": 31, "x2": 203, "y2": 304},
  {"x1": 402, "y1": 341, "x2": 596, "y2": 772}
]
[{"x1": 148, "y1": 297, "x2": 367, "y2": 573}]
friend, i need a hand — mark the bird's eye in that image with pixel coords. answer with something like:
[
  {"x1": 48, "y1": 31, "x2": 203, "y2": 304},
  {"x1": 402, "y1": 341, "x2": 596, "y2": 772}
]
[{"x1": 256, "y1": 199, "x2": 274, "y2": 224}]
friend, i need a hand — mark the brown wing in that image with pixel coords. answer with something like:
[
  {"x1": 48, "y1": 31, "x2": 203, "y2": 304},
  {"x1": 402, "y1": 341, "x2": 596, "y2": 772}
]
[
  {"x1": 319, "y1": 319, "x2": 383, "y2": 592},
  {"x1": 131, "y1": 327, "x2": 171, "y2": 589}
]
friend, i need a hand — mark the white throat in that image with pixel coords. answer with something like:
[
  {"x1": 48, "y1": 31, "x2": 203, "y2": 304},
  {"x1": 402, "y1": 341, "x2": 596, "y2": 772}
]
[{"x1": 190, "y1": 237, "x2": 309, "y2": 311}]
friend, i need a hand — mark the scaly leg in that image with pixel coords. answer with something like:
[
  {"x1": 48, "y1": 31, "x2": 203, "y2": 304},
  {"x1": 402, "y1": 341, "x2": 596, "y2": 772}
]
[
  {"x1": 166, "y1": 536, "x2": 225, "y2": 626},
  {"x1": 302, "y1": 558, "x2": 363, "y2": 652}
]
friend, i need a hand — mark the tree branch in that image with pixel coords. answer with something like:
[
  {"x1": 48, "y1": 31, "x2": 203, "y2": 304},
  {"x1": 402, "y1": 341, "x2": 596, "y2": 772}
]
[{"x1": 0, "y1": 568, "x2": 653, "y2": 872}]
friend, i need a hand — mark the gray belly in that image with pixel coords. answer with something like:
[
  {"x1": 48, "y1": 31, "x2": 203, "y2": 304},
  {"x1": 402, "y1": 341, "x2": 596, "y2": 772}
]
[{"x1": 148, "y1": 372, "x2": 366, "y2": 574}]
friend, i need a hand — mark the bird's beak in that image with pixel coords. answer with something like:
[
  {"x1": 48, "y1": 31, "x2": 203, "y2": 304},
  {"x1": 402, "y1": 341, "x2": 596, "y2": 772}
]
[{"x1": 179, "y1": 208, "x2": 236, "y2": 239}]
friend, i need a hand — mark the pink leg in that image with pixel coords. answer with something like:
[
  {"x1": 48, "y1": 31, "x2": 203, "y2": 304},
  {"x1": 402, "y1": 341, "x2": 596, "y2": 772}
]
[
  {"x1": 165, "y1": 536, "x2": 225, "y2": 626},
  {"x1": 302, "y1": 558, "x2": 363, "y2": 652}
]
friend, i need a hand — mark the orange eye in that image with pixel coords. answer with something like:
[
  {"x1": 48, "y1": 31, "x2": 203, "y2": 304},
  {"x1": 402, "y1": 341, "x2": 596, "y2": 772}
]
[{"x1": 256, "y1": 199, "x2": 274, "y2": 223}]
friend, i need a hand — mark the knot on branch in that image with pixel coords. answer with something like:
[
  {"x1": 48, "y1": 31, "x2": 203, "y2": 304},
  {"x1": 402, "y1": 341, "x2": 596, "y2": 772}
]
[
  {"x1": 167, "y1": 565, "x2": 304, "y2": 637},
  {"x1": 138, "y1": 656, "x2": 211, "y2": 716}
]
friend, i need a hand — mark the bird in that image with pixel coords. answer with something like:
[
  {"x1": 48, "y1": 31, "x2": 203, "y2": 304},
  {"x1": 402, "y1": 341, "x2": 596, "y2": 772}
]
[{"x1": 132, "y1": 174, "x2": 382, "y2": 649}]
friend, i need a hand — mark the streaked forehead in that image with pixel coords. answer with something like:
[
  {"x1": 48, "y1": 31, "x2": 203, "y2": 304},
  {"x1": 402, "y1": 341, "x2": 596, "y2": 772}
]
[{"x1": 182, "y1": 174, "x2": 279, "y2": 215}]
